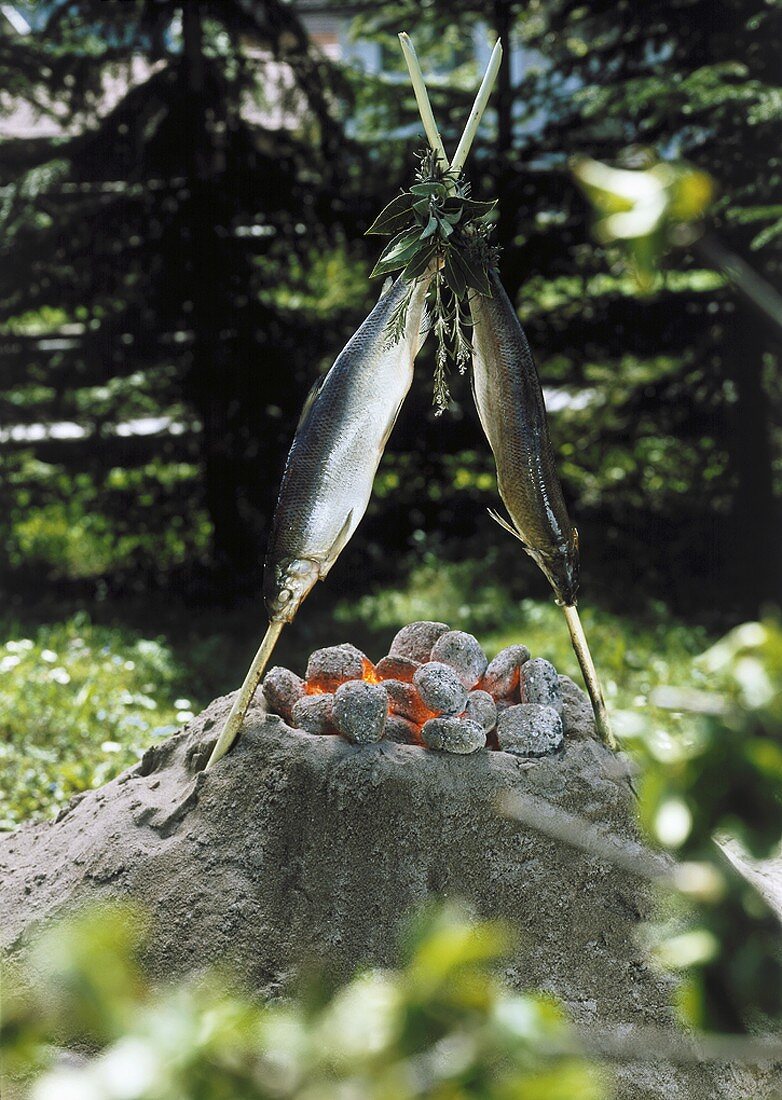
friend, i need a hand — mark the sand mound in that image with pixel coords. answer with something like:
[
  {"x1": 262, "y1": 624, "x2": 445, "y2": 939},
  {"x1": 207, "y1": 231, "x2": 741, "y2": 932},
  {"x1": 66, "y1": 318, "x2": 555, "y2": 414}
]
[{"x1": 1, "y1": 680, "x2": 778, "y2": 1099}]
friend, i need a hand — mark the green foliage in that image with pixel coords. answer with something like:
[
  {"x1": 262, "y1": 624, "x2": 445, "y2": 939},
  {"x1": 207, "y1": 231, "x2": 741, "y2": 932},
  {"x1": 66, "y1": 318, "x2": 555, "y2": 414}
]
[
  {"x1": 0, "y1": 615, "x2": 192, "y2": 830},
  {"x1": 0, "y1": 0, "x2": 364, "y2": 581},
  {"x1": 635, "y1": 621, "x2": 782, "y2": 860},
  {"x1": 2, "y1": 904, "x2": 602, "y2": 1100},
  {"x1": 617, "y1": 620, "x2": 782, "y2": 1032},
  {"x1": 572, "y1": 157, "x2": 714, "y2": 290}
]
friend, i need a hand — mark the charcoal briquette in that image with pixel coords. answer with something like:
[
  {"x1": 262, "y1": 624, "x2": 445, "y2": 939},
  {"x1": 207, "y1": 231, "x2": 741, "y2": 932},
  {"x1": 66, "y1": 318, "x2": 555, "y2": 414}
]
[
  {"x1": 262, "y1": 666, "x2": 305, "y2": 722},
  {"x1": 333, "y1": 680, "x2": 387, "y2": 744},
  {"x1": 463, "y1": 689, "x2": 497, "y2": 733},
  {"x1": 497, "y1": 703, "x2": 564, "y2": 757},
  {"x1": 429, "y1": 630, "x2": 488, "y2": 689},
  {"x1": 481, "y1": 644, "x2": 531, "y2": 699},
  {"x1": 413, "y1": 662, "x2": 468, "y2": 715},
  {"x1": 305, "y1": 643, "x2": 368, "y2": 692},
  {"x1": 421, "y1": 716, "x2": 485, "y2": 754},
  {"x1": 382, "y1": 679, "x2": 432, "y2": 724},
  {"x1": 375, "y1": 654, "x2": 420, "y2": 683},
  {"x1": 291, "y1": 693, "x2": 336, "y2": 736},
  {"x1": 520, "y1": 658, "x2": 563, "y2": 714},
  {"x1": 388, "y1": 621, "x2": 450, "y2": 664}
]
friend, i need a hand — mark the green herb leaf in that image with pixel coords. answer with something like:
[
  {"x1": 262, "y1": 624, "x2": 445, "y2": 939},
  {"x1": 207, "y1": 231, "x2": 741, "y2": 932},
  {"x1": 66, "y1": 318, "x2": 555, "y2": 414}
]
[
  {"x1": 410, "y1": 182, "x2": 446, "y2": 198},
  {"x1": 458, "y1": 249, "x2": 493, "y2": 296},
  {"x1": 365, "y1": 193, "x2": 416, "y2": 236},
  {"x1": 402, "y1": 241, "x2": 438, "y2": 282},
  {"x1": 443, "y1": 250, "x2": 468, "y2": 299},
  {"x1": 370, "y1": 230, "x2": 424, "y2": 278},
  {"x1": 461, "y1": 198, "x2": 498, "y2": 220},
  {"x1": 420, "y1": 214, "x2": 439, "y2": 240}
]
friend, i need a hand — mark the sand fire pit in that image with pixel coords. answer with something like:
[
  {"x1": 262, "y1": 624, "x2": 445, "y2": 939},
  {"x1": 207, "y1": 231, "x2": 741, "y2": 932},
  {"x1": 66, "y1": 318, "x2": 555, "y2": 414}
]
[{"x1": 262, "y1": 621, "x2": 574, "y2": 757}]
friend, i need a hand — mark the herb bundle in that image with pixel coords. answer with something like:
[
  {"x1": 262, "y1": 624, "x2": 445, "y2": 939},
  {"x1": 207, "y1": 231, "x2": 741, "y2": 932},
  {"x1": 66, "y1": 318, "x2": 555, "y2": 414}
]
[{"x1": 366, "y1": 150, "x2": 497, "y2": 413}]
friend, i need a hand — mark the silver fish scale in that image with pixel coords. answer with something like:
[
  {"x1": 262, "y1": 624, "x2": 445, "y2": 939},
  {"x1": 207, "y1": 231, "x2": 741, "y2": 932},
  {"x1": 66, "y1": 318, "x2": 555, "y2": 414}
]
[
  {"x1": 470, "y1": 267, "x2": 579, "y2": 605},
  {"x1": 264, "y1": 276, "x2": 430, "y2": 615}
]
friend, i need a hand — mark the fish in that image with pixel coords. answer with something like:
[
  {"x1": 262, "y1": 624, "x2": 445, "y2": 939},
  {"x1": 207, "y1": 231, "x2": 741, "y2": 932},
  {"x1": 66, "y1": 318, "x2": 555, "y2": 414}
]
[
  {"x1": 469, "y1": 265, "x2": 615, "y2": 748},
  {"x1": 206, "y1": 273, "x2": 431, "y2": 769},
  {"x1": 264, "y1": 273, "x2": 431, "y2": 622},
  {"x1": 469, "y1": 266, "x2": 579, "y2": 606}
]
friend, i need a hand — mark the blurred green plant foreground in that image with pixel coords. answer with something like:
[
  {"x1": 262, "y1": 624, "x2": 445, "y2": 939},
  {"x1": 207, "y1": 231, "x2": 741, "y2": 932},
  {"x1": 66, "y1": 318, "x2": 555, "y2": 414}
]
[{"x1": 3, "y1": 905, "x2": 603, "y2": 1100}]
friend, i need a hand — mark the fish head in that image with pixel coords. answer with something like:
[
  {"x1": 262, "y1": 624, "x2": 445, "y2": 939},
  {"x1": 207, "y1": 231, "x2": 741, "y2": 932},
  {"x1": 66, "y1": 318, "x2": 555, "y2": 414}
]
[
  {"x1": 530, "y1": 531, "x2": 580, "y2": 608},
  {"x1": 264, "y1": 557, "x2": 320, "y2": 622}
]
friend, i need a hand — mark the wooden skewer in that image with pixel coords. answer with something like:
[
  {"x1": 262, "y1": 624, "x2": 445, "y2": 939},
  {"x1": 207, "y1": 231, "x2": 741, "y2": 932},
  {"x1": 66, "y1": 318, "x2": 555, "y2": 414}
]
[
  {"x1": 399, "y1": 33, "x2": 503, "y2": 180},
  {"x1": 398, "y1": 33, "x2": 450, "y2": 173},
  {"x1": 451, "y1": 40, "x2": 503, "y2": 174},
  {"x1": 205, "y1": 621, "x2": 285, "y2": 770},
  {"x1": 562, "y1": 604, "x2": 616, "y2": 749}
]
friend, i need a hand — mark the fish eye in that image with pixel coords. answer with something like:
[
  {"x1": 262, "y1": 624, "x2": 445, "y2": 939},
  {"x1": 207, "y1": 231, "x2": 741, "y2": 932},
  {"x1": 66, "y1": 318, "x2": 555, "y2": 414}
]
[{"x1": 278, "y1": 588, "x2": 293, "y2": 605}]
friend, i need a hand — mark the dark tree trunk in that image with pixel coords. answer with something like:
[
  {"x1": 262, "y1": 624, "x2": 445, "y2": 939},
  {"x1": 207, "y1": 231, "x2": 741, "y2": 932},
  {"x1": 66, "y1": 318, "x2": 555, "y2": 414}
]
[
  {"x1": 181, "y1": 2, "x2": 258, "y2": 584},
  {"x1": 727, "y1": 308, "x2": 781, "y2": 615}
]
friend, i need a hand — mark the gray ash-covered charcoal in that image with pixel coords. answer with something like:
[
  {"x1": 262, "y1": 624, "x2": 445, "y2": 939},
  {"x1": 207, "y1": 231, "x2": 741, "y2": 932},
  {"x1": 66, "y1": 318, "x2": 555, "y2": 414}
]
[
  {"x1": 558, "y1": 675, "x2": 596, "y2": 740},
  {"x1": 413, "y1": 662, "x2": 468, "y2": 716},
  {"x1": 262, "y1": 666, "x2": 305, "y2": 722},
  {"x1": 388, "y1": 621, "x2": 450, "y2": 664},
  {"x1": 497, "y1": 704, "x2": 564, "y2": 757},
  {"x1": 385, "y1": 714, "x2": 420, "y2": 745},
  {"x1": 383, "y1": 679, "x2": 431, "y2": 724},
  {"x1": 430, "y1": 630, "x2": 488, "y2": 689},
  {"x1": 421, "y1": 715, "x2": 485, "y2": 754},
  {"x1": 305, "y1": 643, "x2": 369, "y2": 692},
  {"x1": 463, "y1": 689, "x2": 497, "y2": 733},
  {"x1": 375, "y1": 654, "x2": 420, "y2": 683},
  {"x1": 520, "y1": 658, "x2": 563, "y2": 714},
  {"x1": 333, "y1": 680, "x2": 387, "y2": 744},
  {"x1": 291, "y1": 693, "x2": 336, "y2": 736},
  {"x1": 481, "y1": 644, "x2": 530, "y2": 699}
]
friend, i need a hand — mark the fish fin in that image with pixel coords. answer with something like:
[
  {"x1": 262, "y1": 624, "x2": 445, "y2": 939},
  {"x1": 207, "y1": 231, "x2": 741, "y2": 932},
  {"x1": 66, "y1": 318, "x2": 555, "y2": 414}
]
[
  {"x1": 295, "y1": 373, "x2": 327, "y2": 432},
  {"x1": 321, "y1": 509, "x2": 355, "y2": 574},
  {"x1": 488, "y1": 507, "x2": 526, "y2": 544},
  {"x1": 378, "y1": 276, "x2": 394, "y2": 301}
]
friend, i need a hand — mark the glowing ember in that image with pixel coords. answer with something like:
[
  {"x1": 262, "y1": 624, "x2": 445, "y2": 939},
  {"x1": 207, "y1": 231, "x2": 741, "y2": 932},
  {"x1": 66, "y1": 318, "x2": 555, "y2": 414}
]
[
  {"x1": 262, "y1": 624, "x2": 568, "y2": 757},
  {"x1": 360, "y1": 659, "x2": 381, "y2": 684}
]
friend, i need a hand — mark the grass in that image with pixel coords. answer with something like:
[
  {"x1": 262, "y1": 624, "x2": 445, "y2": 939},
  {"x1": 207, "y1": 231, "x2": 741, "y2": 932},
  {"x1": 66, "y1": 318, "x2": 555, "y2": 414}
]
[
  {"x1": 0, "y1": 615, "x2": 194, "y2": 830},
  {"x1": 0, "y1": 555, "x2": 718, "y2": 830}
]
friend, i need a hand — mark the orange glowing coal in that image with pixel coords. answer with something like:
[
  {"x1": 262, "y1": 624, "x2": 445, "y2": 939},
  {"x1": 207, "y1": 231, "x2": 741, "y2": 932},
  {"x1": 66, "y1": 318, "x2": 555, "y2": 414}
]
[
  {"x1": 361, "y1": 659, "x2": 381, "y2": 685},
  {"x1": 304, "y1": 682, "x2": 327, "y2": 696}
]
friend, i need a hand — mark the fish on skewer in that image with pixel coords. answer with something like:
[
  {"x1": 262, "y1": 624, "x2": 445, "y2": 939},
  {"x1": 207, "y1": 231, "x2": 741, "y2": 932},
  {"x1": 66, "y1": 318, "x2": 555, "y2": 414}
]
[
  {"x1": 469, "y1": 266, "x2": 616, "y2": 748},
  {"x1": 205, "y1": 274, "x2": 431, "y2": 769}
]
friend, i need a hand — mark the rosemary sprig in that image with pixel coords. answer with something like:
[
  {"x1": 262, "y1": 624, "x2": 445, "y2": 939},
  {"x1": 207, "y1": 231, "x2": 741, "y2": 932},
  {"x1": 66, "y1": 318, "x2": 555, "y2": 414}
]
[{"x1": 367, "y1": 150, "x2": 498, "y2": 413}]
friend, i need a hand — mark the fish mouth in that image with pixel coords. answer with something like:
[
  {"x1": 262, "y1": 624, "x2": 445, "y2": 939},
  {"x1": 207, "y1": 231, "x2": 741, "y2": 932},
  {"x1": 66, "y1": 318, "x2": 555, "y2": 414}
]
[
  {"x1": 527, "y1": 538, "x2": 580, "y2": 607},
  {"x1": 265, "y1": 558, "x2": 321, "y2": 622}
]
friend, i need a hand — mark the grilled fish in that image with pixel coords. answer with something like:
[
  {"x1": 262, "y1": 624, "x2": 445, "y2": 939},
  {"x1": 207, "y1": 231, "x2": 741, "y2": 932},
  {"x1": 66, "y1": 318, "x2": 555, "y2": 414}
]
[
  {"x1": 470, "y1": 265, "x2": 579, "y2": 606},
  {"x1": 265, "y1": 274, "x2": 431, "y2": 622},
  {"x1": 206, "y1": 275, "x2": 431, "y2": 770},
  {"x1": 469, "y1": 266, "x2": 614, "y2": 747}
]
